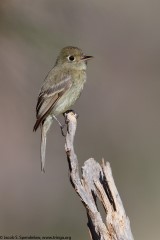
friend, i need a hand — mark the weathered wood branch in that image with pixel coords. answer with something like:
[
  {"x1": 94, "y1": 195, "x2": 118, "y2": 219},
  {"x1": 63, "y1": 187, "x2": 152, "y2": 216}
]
[{"x1": 64, "y1": 110, "x2": 134, "y2": 240}]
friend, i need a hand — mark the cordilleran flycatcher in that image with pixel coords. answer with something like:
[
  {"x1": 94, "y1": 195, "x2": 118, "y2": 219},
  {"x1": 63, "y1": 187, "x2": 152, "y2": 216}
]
[{"x1": 33, "y1": 46, "x2": 93, "y2": 172}]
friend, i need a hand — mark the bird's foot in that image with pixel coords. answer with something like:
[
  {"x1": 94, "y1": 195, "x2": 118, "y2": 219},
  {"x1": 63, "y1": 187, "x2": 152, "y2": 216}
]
[
  {"x1": 52, "y1": 111, "x2": 79, "y2": 137},
  {"x1": 52, "y1": 115, "x2": 66, "y2": 136},
  {"x1": 60, "y1": 124, "x2": 66, "y2": 137}
]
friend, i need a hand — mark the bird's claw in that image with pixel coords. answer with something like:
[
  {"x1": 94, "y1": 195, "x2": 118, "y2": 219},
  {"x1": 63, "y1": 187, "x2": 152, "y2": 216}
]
[{"x1": 60, "y1": 124, "x2": 66, "y2": 137}]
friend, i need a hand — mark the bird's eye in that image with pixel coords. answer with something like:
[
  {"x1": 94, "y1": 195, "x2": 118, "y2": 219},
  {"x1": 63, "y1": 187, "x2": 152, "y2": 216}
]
[{"x1": 68, "y1": 55, "x2": 75, "y2": 61}]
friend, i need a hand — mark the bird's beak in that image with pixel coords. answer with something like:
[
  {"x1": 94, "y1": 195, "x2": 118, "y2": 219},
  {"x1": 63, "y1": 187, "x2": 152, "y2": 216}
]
[{"x1": 81, "y1": 55, "x2": 93, "y2": 61}]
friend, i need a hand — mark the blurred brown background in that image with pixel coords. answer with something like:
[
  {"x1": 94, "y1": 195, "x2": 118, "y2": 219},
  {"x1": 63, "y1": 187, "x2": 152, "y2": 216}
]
[{"x1": 0, "y1": 0, "x2": 160, "y2": 239}]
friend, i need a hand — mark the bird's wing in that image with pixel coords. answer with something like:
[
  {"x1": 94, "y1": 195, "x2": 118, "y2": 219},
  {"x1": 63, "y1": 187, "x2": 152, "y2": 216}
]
[{"x1": 33, "y1": 75, "x2": 72, "y2": 131}]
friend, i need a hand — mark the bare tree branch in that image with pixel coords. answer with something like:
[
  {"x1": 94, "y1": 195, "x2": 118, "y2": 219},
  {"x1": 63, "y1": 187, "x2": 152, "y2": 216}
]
[{"x1": 64, "y1": 111, "x2": 134, "y2": 240}]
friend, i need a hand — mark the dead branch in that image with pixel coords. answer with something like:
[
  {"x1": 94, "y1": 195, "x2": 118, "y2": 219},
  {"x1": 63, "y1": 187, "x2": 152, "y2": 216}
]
[{"x1": 64, "y1": 111, "x2": 134, "y2": 240}]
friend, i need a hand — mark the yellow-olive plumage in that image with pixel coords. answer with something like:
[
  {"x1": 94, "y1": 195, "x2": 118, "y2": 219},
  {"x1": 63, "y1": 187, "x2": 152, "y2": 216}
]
[{"x1": 33, "y1": 46, "x2": 93, "y2": 172}]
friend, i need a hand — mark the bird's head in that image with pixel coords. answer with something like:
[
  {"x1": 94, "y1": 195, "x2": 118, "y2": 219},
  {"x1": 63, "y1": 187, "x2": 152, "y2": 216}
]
[{"x1": 56, "y1": 46, "x2": 93, "y2": 70}]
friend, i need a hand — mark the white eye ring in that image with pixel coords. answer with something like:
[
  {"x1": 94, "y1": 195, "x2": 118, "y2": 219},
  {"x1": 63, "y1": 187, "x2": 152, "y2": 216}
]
[{"x1": 67, "y1": 55, "x2": 75, "y2": 61}]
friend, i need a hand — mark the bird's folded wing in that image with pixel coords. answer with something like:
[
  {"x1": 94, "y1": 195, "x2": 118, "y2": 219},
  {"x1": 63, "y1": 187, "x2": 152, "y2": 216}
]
[{"x1": 33, "y1": 75, "x2": 72, "y2": 131}]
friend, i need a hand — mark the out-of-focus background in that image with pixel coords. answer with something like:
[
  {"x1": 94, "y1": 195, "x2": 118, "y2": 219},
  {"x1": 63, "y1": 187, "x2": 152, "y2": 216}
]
[{"x1": 0, "y1": 0, "x2": 160, "y2": 239}]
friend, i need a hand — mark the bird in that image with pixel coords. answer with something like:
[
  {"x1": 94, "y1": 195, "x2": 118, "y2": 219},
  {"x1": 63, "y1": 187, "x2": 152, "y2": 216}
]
[{"x1": 33, "y1": 46, "x2": 93, "y2": 172}]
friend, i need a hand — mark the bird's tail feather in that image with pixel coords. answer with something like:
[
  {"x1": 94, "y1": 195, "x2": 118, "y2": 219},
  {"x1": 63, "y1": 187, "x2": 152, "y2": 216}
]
[{"x1": 40, "y1": 116, "x2": 53, "y2": 173}]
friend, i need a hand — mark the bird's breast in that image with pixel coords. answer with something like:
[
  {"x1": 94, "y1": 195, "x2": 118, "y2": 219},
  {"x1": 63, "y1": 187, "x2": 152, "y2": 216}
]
[{"x1": 53, "y1": 71, "x2": 86, "y2": 115}]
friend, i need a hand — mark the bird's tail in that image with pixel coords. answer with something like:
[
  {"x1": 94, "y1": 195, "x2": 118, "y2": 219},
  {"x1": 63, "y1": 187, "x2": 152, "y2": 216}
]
[{"x1": 40, "y1": 116, "x2": 53, "y2": 173}]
